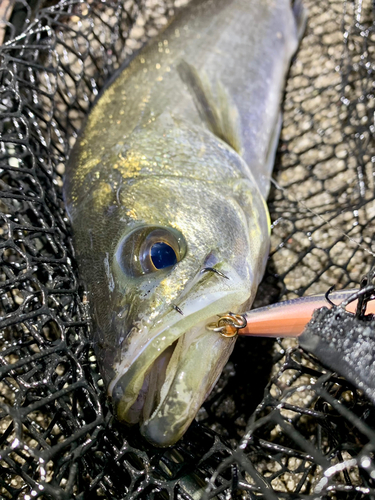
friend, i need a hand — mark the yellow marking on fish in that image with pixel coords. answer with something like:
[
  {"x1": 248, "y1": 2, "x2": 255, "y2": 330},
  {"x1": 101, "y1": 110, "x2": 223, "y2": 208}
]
[
  {"x1": 158, "y1": 280, "x2": 185, "y2": 305},
  {"x1": 126, "y1": 208, "x2": 138, "y2": 220},
  {"x1": 118, "y1": 150, "x2": 142, "y2": 179},
  {"x1": 80, "y1": 150, "x2": 89, "y2": 161},
  {"x1": 114, "y1": 150, "x2": 149, "y2": 179},
  {"x1": 93, "y1": 181, "x2": 113, "y2": 211}
]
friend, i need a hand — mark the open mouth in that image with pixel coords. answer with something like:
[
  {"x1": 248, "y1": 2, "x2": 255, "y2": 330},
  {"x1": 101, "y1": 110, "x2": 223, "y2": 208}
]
[
  {"x1": 109, "y1": 290, "x2": 245, "y2": 445},
  {"x1": 110, "y1": 309, "x2": 222, "y2": 417},
  {"x1": 130, "y1": 316, "x2": 211, "y2": 425}
]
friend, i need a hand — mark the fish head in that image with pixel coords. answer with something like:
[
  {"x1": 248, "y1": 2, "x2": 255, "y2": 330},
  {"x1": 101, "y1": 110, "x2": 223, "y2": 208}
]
[
  {"x1": 67, "y1": 120, "x2": 270, "y2": 446},
  {"x1": 101, "y1": 136, "x2": 270, "y2": 446}
]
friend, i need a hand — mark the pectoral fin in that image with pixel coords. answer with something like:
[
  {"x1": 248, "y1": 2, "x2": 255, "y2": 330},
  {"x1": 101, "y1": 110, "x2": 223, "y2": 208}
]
[{"x1": 177, "y1": 60, "x2": 242, "y2": 154}]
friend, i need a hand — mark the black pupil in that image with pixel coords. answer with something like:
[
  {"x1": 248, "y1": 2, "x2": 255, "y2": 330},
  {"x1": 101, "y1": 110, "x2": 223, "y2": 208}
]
[{"x1": 150, "y1": 242, "x2": 177, "y2": 269}]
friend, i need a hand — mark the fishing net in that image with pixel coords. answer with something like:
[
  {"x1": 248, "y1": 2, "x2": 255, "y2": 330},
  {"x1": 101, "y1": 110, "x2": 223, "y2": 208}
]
[{"x1": 1, "y1": 0, "x2": 375, "y2": 498}]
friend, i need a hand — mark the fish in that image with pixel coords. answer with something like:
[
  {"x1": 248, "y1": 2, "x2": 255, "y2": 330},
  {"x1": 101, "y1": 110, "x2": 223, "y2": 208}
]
[{"x1": 63, "y1": 0, "x2": 306, "y2": 446}]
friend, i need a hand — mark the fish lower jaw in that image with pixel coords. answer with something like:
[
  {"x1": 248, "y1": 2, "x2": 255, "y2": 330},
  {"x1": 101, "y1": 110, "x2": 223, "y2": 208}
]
[
  {"x1": 117, "y1": 311, "x2": 237, "y2": 447},
  {"x1": 111, "y1": 287, "x2": 250, "y2": 446},
  {"x1": 130, "y1": 317, "x2": 211, "y2": 430}
]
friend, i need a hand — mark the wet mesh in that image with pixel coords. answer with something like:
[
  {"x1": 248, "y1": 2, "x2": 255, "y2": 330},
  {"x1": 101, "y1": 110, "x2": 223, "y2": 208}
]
[{"x1": 1, "y1": 0, "x2": 375, "y2": 498}]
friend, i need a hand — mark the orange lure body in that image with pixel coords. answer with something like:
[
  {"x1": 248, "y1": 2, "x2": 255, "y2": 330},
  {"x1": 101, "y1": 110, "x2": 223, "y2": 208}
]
[{"x1": 239, "y1": 289, "x2": 375, "y2": 338}]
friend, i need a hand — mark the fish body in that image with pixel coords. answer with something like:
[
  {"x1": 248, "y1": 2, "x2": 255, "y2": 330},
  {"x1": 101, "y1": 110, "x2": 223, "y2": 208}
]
[{"x1": 64, "y1": 0, "x2": 303, "y2": 446}]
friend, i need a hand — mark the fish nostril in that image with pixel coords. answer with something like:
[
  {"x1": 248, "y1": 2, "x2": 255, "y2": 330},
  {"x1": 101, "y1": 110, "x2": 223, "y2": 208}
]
[
  {"x1": 200, "y1": 252, "x2": 229, "y2": 278},
  {"x1": 202, "y1": 251, "x2": 218, "y2": 268}
]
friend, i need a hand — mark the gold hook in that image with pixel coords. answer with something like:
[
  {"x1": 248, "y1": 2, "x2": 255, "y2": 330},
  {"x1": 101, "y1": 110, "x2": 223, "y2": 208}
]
[{"x1": 206, "y1": 312, "x2": 247, "y2": 338}]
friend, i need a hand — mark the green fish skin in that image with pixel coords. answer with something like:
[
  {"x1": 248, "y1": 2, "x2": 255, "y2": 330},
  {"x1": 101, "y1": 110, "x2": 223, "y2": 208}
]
[{"x1": 64, "y1": 0, "x2": 303, "y2": 446}]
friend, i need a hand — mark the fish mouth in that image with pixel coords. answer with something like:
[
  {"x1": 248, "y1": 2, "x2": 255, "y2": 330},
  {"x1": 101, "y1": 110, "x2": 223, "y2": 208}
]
[{"x1": 109, "y1": 290, "x2": 245, "y2": 446}]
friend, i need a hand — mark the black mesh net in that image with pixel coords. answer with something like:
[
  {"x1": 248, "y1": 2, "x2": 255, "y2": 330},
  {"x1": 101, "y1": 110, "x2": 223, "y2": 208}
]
[{"x1": 1, "y1": 0, "x2": 375, "y2": 498}]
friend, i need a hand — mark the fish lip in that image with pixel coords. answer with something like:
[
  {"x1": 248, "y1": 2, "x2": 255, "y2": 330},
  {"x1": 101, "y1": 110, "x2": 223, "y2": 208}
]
[
  {"x1": 109, "y1": 289, "x2": 247, "y2": 427},
  {"x1": 108, "y1": 306, "x2": 193, "y2": 399},
  {"x1": 139, "y1": 320, "x2": 236, "y2": 446}
]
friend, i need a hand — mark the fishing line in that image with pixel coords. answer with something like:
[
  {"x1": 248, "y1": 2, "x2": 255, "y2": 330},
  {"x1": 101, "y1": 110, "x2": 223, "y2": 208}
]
[{"x1": 270, "y1": 177, "x2": 375, "y2": 259}]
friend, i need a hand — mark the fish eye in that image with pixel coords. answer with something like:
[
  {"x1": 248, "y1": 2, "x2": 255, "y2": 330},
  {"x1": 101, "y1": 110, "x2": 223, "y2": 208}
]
[
  {"x1": 140, "y1": 229, "x2": 181, "y2": 273},
  {"x1": 150, "y1": 242, "x2": 177, "y2": 268},
  {"x1": 116, "y1": 226, "x2": 186, "y2": 277}
]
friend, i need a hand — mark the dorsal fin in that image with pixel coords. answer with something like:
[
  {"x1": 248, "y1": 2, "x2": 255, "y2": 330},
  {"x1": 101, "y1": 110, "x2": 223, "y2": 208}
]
[{"x1": 177, "y1": 60, "x2": 242, "y2": 154}]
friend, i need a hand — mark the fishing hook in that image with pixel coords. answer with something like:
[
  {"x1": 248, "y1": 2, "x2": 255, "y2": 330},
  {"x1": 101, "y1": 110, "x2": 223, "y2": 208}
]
[
  {"x1": 356, "y1": 267, "x2": 375, "y2": 318},
  {"x1": 325, "y1": 285, "x2": 336, "y2": 307},
  {"x1": 206, "y1": 312, "x2": 247, "y2": 338}
]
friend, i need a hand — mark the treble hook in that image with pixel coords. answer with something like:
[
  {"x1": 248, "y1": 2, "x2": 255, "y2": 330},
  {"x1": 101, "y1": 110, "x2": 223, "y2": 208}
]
[
  {"x1": 206, "y1": 312, "x2": 247, "y2": 338},
  {"x1": 325, "y1": 285, "x2": 336, "y2": 307}
]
